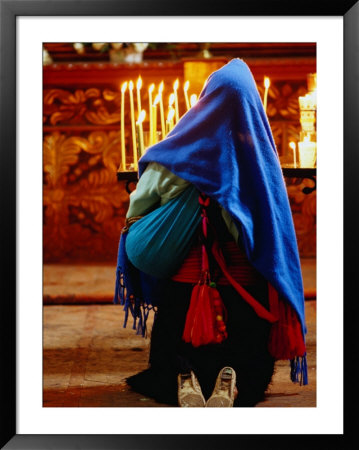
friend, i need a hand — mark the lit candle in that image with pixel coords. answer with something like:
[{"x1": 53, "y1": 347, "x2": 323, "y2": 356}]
[
  {"x1": 168, "y1": 92, "x2": 175, "y2": 115},
  {"x1": 289, "y1": 141, "x2": 297, "y2": 168},
  {"x1": 152, "y1": 94, "x2": 161, "y2": 145},
  {"x1": 166, "y1": 108, "x2": 175, "y2": 134},
  {"x1": 158, "y1": 81, "x2": 165, "y2": 139},
  {"x1": 173, "y1": 79, "x2": 179, "y2": 123},
  {"x1": 190, "y1": 94, "x2": 198, "y2": 108},
  {"x1": 263, "y1": 77, "x2": 270, "y2": 113},
  {"x1": 298, "y1": 134, "x2": 316, "y2": 168},
  {"x1": 136, "y1": 76, "x2": 142, "y2": 117},
  {"x1": 136, "y1": 109, "x2": 146, "y2": 157},
  {"x1": 120, "y1": 81, "x2": 128, "y2": 170},
  {"x1": 148, "y1": 83, "x2": 155, "y2": 146},
  {"x1": 183, "y1": 81, "x2": 190, "y2": 111},
  {"x1": 129, "y1": 81, "x2": 137, "y2": 169},
  {"x1": 167, "y1": 93, "x2": 176, "y2": 134}
]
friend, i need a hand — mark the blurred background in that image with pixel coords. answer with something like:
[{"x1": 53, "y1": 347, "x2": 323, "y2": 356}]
[{"x1": 43, "y1": 42, "x2": 316, "y2": 303}]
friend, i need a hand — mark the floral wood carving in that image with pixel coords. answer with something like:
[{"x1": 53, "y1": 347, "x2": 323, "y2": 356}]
[
  {"x1": 257, "y1": 81, "x2": 307, "y2": 156},
  {"x1": 285, "y1": 178, "x2": 316, "y2": 257},
  {"x1": 43, "y1": 131, "x2": 129, "y2": 262}
]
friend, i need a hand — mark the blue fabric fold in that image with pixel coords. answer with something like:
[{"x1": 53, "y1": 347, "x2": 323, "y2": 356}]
[{"x1": 138, "y1": 58, "x2": 307, "y2": 338}]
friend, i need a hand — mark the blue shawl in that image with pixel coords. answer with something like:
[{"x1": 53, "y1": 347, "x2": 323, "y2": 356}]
[{"x1": 139, "y1": 58, "x2": 306, "y2": 337}]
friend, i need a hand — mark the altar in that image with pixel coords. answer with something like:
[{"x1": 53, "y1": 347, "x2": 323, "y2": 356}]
[{"x1": 43, "y1": 43, "x2": 316, "y2": 263}]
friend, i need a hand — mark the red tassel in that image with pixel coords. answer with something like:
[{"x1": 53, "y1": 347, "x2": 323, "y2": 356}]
[
  {"x1": 268, "y1": 296, "x2": 306, "y2": 360},
  {"x1": 182, "y1": 284, "x2": 201, "y2": 343},
  {"x1": 182, "y1": 281, "x2": 228, "y2": 347},
  {"x1": 182, "y1": 195, "x2": 229, "y2": 348},
  {"x1": 191, "y1": 284, "x2": 214, "y2": 346}
]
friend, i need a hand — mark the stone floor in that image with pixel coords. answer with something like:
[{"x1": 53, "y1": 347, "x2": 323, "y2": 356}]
[
  {"x1": 43, "y1": 259, "x2": 316, "y2": 408},
  {"x1": 43, "y1": 258, "x2": 316, "y2": 304}
]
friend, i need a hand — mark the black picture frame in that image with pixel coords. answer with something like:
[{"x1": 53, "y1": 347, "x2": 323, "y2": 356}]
[{"x1": 1, "y1": 1, "x2": 357, "y2": 448}]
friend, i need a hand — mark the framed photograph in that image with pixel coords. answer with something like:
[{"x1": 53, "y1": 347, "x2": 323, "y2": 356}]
[{"x1": 1, "y1": 1, "x2": 357, "y2": 448}]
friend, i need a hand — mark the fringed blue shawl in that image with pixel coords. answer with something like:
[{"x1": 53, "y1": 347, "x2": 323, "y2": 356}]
[
  {"x1": 138, "y1": 58, "x2": 306, "y2": 338},
  {"x1": 114, "y1": 229, "x2": 167, "y2": 337}
]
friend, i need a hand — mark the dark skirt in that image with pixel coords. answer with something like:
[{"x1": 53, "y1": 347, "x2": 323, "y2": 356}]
[{"x1": 126, "y1": 279, "x2": 275, "y2": 407}]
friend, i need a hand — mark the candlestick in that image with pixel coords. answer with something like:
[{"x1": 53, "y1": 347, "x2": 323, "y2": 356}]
[
  {"x1": 120, "y1": 81, "x2": 128, "y2": 170},
  {"x1": 183, "y1": 80, "x2": 190, "y2": 111},
  {"x1": 168, "y1": 92, "x2": 175, "y2": 118},
  {"x1": 148, "y1": 83, "x2": 155, "y2": 146},
  {"x1": 158, "y1": 81, "x2": 165, "y2": 139},
  {"x1": 263, "y1": 77, "x2": 270, "y2": 113},
  {"x1": 298, "y1": 134, "x2": 316, "y2": 168},
  {"x1": 173, "y1": 79, "x2": 179, "y2": 123},
  {"x1": 289, "y1": 141, "x2": 297, "y2": 168},
  {"x1": 190, "y1": 94, "x2": 198, "y2": 108},
  {"x1": 152, "y1": 94, "x2": 160, "y2": 145},
  {"x1": 166, "y1": 108, "x2": 175, "y2": 135},
  {"x1": 165, "y1": 121, "x2": 171, "y2": 136},
  {"x1": 136, "y1": 124, "x2": 141, "y2": 161},
  {"x1": 136, "y1": 76, "x2": 142, "y2": 117},
  {"x1": 129, "y1": 81, "x2": 137, "y2": 169},
  {"x1": 136, "y1": 109, "x2": 146, "y2": 157}
]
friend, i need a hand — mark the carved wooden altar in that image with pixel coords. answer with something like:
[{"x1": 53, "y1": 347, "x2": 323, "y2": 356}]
[{"x1": 43, "y1": 50, "x2": 316, "y2": 262}]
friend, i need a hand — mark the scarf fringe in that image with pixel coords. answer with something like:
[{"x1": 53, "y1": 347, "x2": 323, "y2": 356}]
[
  {"x1": 113, "y1": 265, "x2": 125, "y2": 305},
  {"x1": 290, "y1": 354, "x2": 308, "y2": 386},
  {"x1": 113, "y1": 232, "x2": 160, "y2": 337},
  {"x1": 114, "y1": 270, "x2": 156, "y2": 337}
]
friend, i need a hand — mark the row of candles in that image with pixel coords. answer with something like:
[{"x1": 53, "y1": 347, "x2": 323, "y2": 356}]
[
  {"x1": 296, "y1": 77, "x2": 317, "y2": 168},
  {"x1": 263, "y1": 73, "x2": 316, "y2": 168},
  {"x1": 263, "y1": 75, "x2": 316, "y2": 168},
  {"x1": 118, "y1": 73, "x2": 316, "y2": 171},
  {"x1": 120, "y1": 77, "x2": 199, "y2": 170}
]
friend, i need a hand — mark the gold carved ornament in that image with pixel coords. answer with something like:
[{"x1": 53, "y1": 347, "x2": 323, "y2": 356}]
[
  {"x1": 43, "y1": 131, "x2": 129, "y2": 261},
  {"x1": 44, "y1": 88, "x2": 130, "y2": 126}
]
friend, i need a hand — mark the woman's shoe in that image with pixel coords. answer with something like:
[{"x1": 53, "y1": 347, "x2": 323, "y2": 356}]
[
  {"x1": 177, "y1": 371, "x2": 206, "y2": 407},
  {"x1": 205, "y1": 367, "x2": 237, "y2": 407}
]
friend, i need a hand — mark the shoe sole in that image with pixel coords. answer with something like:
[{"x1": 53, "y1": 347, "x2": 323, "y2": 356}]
[
  {"x1": 178, "y1": 373, "x2": 206, "y2": 407},
  {"x1": 178, "y1": 392, "x2": 206, "y2": 407},
  {"x1": 206, "y1": 367, "x2": 236, "y2": 408}
]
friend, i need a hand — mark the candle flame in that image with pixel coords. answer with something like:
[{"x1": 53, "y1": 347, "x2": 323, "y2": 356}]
[
  {"x1": 184, "y1": 81, "x2": 190, "y2": 92},
  {"x1": 136, "y1": 76, "x2": 142, "y2": 90},
  {"x1": 289, "y1": 141, "x2": 296, "y2": 151},
  {"x1": 167, "y1": 108, "x2": 175, "y2": 122},
  {"x1": 190, "y1": 94, "x2": 198, "y2": 107},
  {"x1": 154, "y1": 94, "x2": 161, "y2": 106},
  {"x1": 264, "y1": 77, "x2": 270, "y2": 88},
  {"x1": 149, "y1": 83, "x2": 155, "y2": 94},
  {"x1": 159, "y1": 81, "x2": 164, "y2": 93},
  {"x1": 137, "y1": 109, "x2": 146, "y2": 124},
  {"x1": 121, "y1": 81, "x2": 128, "y2": 93},
  {"x1": 169, "y1": 93, "x2": 175, "y2": 107},
  {"x1": 173, "y1": 79, "x2": 179, "y2": 90},
  {"x1": 129, "y1": 80, "x2": 134, "y2": 90}
]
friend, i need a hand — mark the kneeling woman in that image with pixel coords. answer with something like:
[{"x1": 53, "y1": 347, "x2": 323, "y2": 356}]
[{"x1": 114, "y1": 59, "x2": 308, "y2": 407}]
